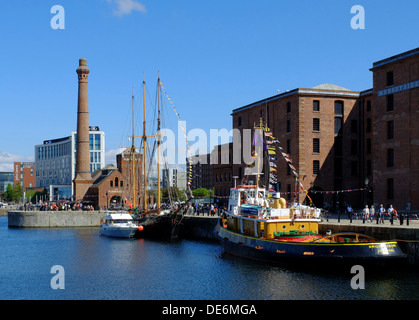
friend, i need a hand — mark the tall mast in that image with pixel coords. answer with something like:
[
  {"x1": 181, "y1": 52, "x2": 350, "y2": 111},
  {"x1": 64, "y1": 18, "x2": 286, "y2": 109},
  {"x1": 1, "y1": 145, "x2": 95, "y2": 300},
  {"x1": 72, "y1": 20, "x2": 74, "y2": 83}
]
[
  {"x1": 157, "y1": 71, "x2": 161, "y2": 209},
  {"x1": 131, "y1": 87, "x2": 136, "y2": 208},
  {"x1": 142, "y1": 73, "x2": 148, "y2": 211}
]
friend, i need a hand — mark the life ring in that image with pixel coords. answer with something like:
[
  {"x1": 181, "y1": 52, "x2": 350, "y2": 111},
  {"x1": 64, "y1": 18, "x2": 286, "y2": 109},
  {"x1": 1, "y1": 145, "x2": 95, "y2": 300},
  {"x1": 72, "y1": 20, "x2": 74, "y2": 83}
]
[{"x1": 222, "y1": 219, "x2": 228, "y2": 228}]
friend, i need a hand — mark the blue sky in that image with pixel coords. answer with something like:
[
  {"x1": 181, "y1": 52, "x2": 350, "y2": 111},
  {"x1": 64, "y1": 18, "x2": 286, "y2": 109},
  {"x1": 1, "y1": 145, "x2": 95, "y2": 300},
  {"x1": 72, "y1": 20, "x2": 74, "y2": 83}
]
[{"x1": 0, "y1": 0, "x2": 418, "y2": 171}]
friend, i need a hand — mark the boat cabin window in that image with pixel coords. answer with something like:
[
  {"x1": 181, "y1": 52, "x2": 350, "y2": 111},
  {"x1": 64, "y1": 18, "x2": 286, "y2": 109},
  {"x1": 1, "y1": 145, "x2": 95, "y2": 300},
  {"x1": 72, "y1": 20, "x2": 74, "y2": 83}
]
[
  {"x1": 248, "y1": 190, "x2": 255, "y2": 198},
  {"x1": 230, "y1": 189, "x2": 239, "y2": 201},
  {"x1": 240, "y1": 192, "x2": 247, "y2": 204}
]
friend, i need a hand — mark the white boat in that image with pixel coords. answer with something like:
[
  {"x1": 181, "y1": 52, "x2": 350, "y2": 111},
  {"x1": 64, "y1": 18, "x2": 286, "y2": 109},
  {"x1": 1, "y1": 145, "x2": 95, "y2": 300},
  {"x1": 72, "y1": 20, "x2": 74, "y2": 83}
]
[{"x1": 99, "y1": 212, "x2": 138, "y2": 238}]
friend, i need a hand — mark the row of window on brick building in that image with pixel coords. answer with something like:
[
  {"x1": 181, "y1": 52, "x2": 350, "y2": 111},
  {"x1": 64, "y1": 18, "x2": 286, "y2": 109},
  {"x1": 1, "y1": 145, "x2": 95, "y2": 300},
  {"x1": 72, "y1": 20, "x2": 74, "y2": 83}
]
[
  {"x1": 215, "y1": 172, "x2": 232, "y2": 183},
  {"x1": 235, "y1": 71, "x2": 401, "y2": 200},
  {"x1": 244, "y1": 98, "x2": 399, "y2": 174}
]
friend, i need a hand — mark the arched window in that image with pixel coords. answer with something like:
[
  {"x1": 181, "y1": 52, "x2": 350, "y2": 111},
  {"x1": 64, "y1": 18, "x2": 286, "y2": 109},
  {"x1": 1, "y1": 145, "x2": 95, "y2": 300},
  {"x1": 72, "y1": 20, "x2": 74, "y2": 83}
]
[{"x1": 115, "y1": 177, "x2": 119, "y2": 187}]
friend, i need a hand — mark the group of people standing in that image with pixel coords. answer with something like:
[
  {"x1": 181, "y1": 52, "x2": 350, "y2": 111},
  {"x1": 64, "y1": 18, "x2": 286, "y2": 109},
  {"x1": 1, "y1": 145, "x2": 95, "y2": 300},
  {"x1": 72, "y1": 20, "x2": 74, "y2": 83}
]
[
  {"x1": 24, "y1": 201, "x2": 95, "y2": 211},
  {"x1": 189, "y1": 203, "x2": 222, "y2": 216},
  {"x1": 347, "y1": 204, "x2": 399, "y2": 224}
]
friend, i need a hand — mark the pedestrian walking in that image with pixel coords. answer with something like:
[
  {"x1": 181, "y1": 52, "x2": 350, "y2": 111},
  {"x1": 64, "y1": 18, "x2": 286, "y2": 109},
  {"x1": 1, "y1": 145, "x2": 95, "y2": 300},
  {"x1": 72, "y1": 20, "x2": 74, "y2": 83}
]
[
  {"x1": 362, "y1": 205, "x2": 369, "y2": 224},
  {"x1": 379, "y1": 204, "x2": 386, "y2": 224},
  {"x1": 347, "y1": 204, "x2": 353, "y2": 222},
  {"x1": 369, "y1": 205, "x2": 375, "y2": 223},
  {"x1": 388, "y1": 204, "x2": 395, "y2": 225},
  {"x1": 210, "y1": 204, "x2": 214, "y2": 216}
]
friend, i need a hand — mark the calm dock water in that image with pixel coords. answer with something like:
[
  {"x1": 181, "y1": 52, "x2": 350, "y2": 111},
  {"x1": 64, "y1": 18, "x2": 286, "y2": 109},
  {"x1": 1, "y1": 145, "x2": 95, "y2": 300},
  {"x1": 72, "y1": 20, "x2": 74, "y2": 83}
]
[{"x1": 1, "y1": 216, "x2": 419, "y2": 300}]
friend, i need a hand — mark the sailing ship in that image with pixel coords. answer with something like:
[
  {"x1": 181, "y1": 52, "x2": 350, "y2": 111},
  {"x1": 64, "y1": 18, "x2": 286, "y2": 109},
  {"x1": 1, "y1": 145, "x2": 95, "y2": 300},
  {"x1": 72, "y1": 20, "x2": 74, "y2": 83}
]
[
  {"x1": 215, "y1": 121, "x2": 407, "y2": 265},
  {"x1": 127, "y1": 73, "x2": 191, "y2": 240}
]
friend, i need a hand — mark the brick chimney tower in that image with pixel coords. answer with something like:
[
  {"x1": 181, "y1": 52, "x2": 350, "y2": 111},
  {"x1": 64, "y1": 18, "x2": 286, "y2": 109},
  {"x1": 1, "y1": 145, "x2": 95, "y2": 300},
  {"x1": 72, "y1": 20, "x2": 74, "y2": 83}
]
[{"x1": 73, "y1": 58, "x2": 93, "y2": 201}]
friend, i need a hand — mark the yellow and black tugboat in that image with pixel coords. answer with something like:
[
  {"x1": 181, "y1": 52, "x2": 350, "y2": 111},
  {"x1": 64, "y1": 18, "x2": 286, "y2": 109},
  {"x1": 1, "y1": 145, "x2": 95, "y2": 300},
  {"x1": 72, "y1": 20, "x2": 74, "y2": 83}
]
[
  {"x1": 216, "y1": 122, "x2": 406, "y2": 266},
  {"x1": 216, "y1": 186, "x2": 406, "y2": 265}
]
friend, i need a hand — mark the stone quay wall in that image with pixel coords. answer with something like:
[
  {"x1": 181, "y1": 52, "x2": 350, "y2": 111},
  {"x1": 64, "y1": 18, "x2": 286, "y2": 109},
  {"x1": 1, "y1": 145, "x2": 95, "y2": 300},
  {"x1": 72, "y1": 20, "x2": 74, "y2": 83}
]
[
  {"x1": 181, "y1": 215, "x2": 219, "y2": 240},
  {"x1": 8, "y1": 211, "x2": 106, "y2": 228}
]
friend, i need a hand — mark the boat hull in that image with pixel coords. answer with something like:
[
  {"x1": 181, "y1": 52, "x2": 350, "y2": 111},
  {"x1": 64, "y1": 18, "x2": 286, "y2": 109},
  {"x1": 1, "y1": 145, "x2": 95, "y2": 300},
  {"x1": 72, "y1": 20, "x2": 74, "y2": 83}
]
[
  {"x1": 134, "y1": 214, "x2": 182, "y2": 240},
  {"x1": 100, "y1": 225, "x2": 137, "y2": 238},
  {"x1": 215, "y1": 221, "x2": 407, "y2": 266}
]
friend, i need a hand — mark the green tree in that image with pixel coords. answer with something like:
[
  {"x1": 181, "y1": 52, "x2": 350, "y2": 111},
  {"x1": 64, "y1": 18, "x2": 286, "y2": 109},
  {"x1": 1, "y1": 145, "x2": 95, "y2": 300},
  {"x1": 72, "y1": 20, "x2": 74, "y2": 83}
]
[
  {"x1": 192, "y1": 188, "x2": 210, "y2": 198},
  {"x1": 162, "y1": 187, "x2": 186, "y2": 202},
  {"x1": 13, "y1": 184, "x2": 23, "y2": 202},
  {"x1": 25, "y1": 189, "x2": 47, "y2": 203},
  {"x1": 4, "y1": 184, "x2": 13, "y2": 202},
  {"x1": 3, "y1": 184, "x2": 22, "y2": 202}
]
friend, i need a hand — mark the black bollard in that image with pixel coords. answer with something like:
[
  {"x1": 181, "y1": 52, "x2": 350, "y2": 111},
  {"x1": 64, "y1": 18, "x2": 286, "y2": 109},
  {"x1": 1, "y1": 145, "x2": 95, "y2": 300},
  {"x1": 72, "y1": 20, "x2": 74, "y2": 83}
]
[
  {"x1": 400, "y1": 214, "x2": 404, "y2": 225},
  {"x1": 407, "y1": 214, "x2": 410, "y2": 226}
]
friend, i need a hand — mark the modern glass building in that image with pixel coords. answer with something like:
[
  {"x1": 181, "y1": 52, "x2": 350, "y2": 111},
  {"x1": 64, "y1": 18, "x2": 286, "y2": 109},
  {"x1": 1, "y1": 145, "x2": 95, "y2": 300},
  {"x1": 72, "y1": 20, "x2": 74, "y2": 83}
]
[
  {"x1": 0, "y1": 172, "x2": 13, "y2": 193},
  {"x1": 72, "y1": 126, "x2": 105, "y2": 174},
  {"x1": 35, "y1": 126, "x2": 105, "y2": 199}
]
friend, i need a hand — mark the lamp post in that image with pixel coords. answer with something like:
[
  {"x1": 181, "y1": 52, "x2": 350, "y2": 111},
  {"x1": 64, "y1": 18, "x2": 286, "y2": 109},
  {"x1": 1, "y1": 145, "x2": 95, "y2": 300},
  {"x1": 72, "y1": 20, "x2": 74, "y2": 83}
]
[{"x1": 233, "y1": 176, "x2": 239, "y2": 189}]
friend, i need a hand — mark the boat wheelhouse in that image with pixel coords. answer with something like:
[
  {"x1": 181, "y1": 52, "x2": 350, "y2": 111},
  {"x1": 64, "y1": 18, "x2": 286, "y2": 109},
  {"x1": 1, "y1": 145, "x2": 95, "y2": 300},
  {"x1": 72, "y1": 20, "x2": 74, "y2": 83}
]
[{"x1": 225, "y1": 185, "x2": 321, "y2": 239}]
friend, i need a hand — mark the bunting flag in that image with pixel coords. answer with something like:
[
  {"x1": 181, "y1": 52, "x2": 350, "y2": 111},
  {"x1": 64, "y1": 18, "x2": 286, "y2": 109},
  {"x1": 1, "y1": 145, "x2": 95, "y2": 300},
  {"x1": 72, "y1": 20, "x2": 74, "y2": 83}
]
[
  {"x1": 265, "y1": 135, "x2": 313, "y2": 203},
  {"x1": 262, "y1": 130, "x2": 279, "y2": 192},
  {"x1": 124, "y1": 197, "x2": 133, "y2": 209},
  {"x1": 160, "y1": 80, "x2": 194, "y2": 187},
  {"x1": 310, "y1": 188, "x2": 366, "y2": 194}
]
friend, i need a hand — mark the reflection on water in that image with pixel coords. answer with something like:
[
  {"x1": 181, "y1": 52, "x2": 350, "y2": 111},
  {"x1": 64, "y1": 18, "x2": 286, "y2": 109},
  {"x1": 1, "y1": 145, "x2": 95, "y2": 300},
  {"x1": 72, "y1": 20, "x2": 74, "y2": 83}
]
[{"x1": 1, "y1": 216, "x2": 419, "y2": 300}]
